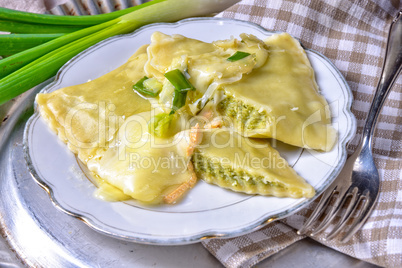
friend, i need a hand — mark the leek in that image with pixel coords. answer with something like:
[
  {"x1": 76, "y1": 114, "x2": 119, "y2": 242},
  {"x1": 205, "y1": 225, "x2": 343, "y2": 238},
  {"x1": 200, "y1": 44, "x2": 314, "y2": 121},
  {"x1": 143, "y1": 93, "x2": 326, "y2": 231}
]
[{"x1": 0, "y1": 0, "x2": 240, "y2": 105}]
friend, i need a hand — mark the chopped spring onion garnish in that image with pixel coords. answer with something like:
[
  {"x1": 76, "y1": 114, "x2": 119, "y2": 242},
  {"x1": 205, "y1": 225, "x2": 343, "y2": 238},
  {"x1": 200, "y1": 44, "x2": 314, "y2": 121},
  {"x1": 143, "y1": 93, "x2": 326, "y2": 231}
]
[
  {"x1": 133, "y1": 76, "x2": 161, "y2": 97},
  {"x1": 148, "y1": 113, "x2": 173, "y2": 138},
  {"x1": 164, "y1": 69, "x2": 195, "y2": 113},
  {"x1": 143, "y1": 77, "x2": 163, "y2": 95},
  {"x1": 164, "y1": 69, "x2": 195, "y2": 92},
  {"x1": 170, "y1": 91, "x2": 187, "y2": 114},
  {"x1": 227, "y1": 51, "x2": 251, "y2": 61}
]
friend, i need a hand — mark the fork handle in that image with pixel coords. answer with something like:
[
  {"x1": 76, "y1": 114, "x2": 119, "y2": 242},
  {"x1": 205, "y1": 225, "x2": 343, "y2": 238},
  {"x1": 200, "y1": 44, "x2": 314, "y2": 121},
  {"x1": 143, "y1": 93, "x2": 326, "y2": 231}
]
[{"x1": 362, "y1": 11, "x2": 402, "y2": 149}]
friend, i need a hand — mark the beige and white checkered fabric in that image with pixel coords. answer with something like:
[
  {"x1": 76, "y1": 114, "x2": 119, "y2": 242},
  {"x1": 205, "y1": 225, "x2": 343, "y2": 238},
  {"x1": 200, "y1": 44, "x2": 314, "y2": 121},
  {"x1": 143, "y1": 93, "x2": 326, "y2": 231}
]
[{"x1": 203, "y1": 1, "x2": 402, "y2": 267}]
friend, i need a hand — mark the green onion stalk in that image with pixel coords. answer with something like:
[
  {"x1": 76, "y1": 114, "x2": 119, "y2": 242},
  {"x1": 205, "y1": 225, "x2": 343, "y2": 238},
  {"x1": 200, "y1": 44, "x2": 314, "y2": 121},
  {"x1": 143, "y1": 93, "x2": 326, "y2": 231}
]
[
  {"x1": 164, "y1": 69, "x2": 195, "y2": 113},
  {"x1": 0, "y1": 0, "x2": 239, "y2": 105},
  {"x1": 0, "y1": 1, "x2": 160, "y2": 26},
  {"x1": 147, "y1": 69, "x2": 196, "y2": 137},
  {"x1": 0, "y1": 20, "x2": 84, "y2": 33},
  {"x1": 0, "y1": 18, "x2": 118, "y2": 78},
  {"x1": 0, "y1": 33, "x2": 64, "y2": 55}
]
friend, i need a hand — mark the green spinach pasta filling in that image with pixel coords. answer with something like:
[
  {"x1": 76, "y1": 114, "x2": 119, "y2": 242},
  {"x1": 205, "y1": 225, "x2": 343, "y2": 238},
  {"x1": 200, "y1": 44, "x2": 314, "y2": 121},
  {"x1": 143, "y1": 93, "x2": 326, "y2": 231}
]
[
  {"x1": 192, "y1": 152, "x2": 285, "y2": 193},
  {"x1": 217, "y1": 94, "x2": 268, "y2": 131}
]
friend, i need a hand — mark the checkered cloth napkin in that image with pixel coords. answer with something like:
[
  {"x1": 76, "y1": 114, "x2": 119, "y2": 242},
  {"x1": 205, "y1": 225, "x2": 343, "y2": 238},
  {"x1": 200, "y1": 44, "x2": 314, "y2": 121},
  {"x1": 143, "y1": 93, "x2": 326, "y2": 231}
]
[{"x1": 202, "y1": 1, "x2": 402, "y2": 267}]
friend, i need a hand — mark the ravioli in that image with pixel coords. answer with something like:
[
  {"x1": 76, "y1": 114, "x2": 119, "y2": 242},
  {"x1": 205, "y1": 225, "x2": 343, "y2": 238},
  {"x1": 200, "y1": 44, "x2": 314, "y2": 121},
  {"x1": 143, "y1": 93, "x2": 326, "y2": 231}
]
[
  {"x1": 87, "y1": 111, "x2": 195, "y2": 204},
  {"x1": 35, "y1": 32, "x2": 334, "y2": 204},
  {"x1": 216, "y1": 33, "x2": 337, "y2": 151},
  {"x1": 145, "y1": 32, "x2": 268, "y2": 110},
  {"x1": 36, "y1": 45, "x2": 151, "y2": 163},
  {"x1": 192, "y1": 128, "x2": 315, "y2": 198},
  {"x1": 145, "y1": 31, "x2": 216, "y2": 81}
]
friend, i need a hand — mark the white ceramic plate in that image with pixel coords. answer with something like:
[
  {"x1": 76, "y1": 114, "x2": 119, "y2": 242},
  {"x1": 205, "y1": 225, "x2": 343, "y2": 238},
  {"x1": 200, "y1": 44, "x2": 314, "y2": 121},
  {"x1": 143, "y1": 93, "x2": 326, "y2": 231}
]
[{"x1": 24, "y1": 18, "x2": 356, "y2": 245}]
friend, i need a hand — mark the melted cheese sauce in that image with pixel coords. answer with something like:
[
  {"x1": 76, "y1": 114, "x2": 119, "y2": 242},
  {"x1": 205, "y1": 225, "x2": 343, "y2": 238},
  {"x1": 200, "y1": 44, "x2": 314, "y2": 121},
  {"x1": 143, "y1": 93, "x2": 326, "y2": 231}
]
[
  {"x1": 145, "y1": 32, "x2": 269, "y2": 111},
  {"x1": 86, "y1": 112, "x2": 193, "y2": 204}
]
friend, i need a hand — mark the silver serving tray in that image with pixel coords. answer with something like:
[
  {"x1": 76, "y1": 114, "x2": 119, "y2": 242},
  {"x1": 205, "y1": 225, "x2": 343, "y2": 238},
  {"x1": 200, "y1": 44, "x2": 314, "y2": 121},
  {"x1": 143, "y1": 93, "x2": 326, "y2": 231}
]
[{"x1": 0, "y1": 0, "x2": 379, "y2": 266}]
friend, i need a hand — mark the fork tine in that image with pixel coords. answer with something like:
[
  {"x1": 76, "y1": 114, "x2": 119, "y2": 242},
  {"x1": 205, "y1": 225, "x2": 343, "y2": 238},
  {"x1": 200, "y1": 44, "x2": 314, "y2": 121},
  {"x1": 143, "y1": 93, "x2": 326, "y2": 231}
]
[
  {"x1": 326, "y1": 191, "x2": 364, "y2": 240},
  {"x1": 309, "y1": 202, "x2": 337, "y2": 235},
  {"x1": 341, "y1": 192, "x2": 375, "y2": 242},
  {"x1": 297, "y1": 186, "x2": 337, "y2": 235},
  {"x1": 311, "y1": 185, "x2": 355, "y2": 236}
]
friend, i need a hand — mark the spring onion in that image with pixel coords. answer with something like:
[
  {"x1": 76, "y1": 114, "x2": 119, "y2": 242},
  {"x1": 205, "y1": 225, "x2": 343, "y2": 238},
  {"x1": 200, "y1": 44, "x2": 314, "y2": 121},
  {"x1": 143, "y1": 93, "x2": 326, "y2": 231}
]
[
  {"x1": 0, "y1": 18, "x2": 117, "y2": 79},
  {"x1": 0, "y1": 33, "x2": 63, "y2": 55},
  {"x1": 164, "y1": 69, "x2": 195, "y2": 92},
  {"x1": 0, "y1": 20, "x2": 84, "y2": 34},
  {"x1": 0, "y1": 1, "x2": 161, "y2": 26},
  {"x1": 148, "y1": 113, "x2": 173, "y2": 138},
  {"x1": 133, "y1": 76, "x2": 161, "y2": 97},
  {"x1": 170, "y1": 91, "x2": 188, "y2": 114},
  {"x1": 143, "y1": 78, "x2": 163, "y2": 95},
  {"x1": 227, "y1": 51, "x2": 251, "y2": 61},
  {"x1": 0, "y1": 0, "x2": 240, "y2": 105},
  {"x1": 0, "y1": 2, "x2": 166, "y2": 77},
  {"x1": 0, "y1": 20, "x2": 130, "y2": 103},
  {"x1": 164, "y1": 69, "x2": 195, "y2": 113}
]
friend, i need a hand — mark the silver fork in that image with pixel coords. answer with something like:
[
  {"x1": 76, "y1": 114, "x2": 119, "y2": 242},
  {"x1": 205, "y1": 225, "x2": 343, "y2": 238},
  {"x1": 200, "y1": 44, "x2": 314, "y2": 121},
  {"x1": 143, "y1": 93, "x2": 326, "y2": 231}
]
[{"x1": 298, "y1": 10, "x2": 402, "y2": 243}]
